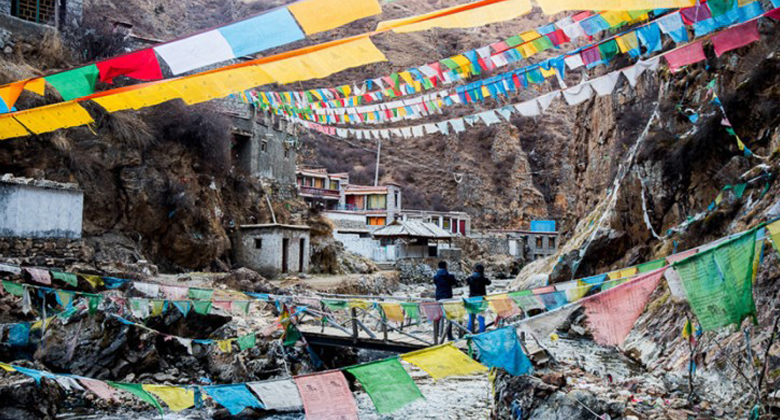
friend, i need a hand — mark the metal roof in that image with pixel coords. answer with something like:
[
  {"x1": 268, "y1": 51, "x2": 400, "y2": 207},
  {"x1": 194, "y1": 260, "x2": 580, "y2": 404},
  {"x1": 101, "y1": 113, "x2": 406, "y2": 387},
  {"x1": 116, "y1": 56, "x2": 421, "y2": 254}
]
[{"x1": 371, "y1": 220, "x2": 454, "y2": 240}]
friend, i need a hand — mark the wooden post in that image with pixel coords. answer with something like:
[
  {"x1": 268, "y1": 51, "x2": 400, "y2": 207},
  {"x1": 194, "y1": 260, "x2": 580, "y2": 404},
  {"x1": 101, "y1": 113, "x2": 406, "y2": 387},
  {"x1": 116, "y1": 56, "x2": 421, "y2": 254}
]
[
  {"x1": 433, "y1": 318, "x2": 440, "y2": 345},
  {"x1": 382, "y1": 319, "x2": 388, "y2": 343},
  {"x1": 351, "y1": 307, "x2": 358, "y2": 344}
]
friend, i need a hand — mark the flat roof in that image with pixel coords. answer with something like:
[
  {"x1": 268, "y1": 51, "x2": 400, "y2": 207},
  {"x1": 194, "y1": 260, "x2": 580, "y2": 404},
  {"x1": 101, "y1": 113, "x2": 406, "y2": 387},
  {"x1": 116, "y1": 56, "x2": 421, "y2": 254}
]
[{"x1": 239, "y1": 223, "x2": 311, "y2": 231}]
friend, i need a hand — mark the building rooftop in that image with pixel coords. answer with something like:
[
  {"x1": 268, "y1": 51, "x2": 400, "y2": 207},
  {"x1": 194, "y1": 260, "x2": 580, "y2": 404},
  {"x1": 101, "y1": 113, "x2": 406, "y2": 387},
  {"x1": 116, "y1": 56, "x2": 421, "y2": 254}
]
[
  {"x1": 372, "y1": 220, "x2": 453, "y2": 240},
  {"x1": 0, "y1": 174, "x2": 80, "y2": 191},
  {"x1": 345, "y1": 185, "x2": 389, "y2": 194},
  {"x1": 239, "y1": 224, "x2": 311, "y2": 231}
]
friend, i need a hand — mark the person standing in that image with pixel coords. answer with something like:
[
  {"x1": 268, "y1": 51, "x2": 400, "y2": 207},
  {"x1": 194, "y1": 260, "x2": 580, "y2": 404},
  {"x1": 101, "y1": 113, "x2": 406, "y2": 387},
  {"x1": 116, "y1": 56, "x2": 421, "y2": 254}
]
[
  {"x1": 466, "y1": 264, "x2": 491, "y2": 333},
  {"x1": 433, "y1": 261, "x2": 458, "y2": 340}
]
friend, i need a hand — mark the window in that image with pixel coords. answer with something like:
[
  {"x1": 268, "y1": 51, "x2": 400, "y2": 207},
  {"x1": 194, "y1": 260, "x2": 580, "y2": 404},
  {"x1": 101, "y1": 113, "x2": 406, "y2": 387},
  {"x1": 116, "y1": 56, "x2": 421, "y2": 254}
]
[
  {"x1": 284, "y1": 148, "x2": 290, "y2": 158},
  {"x1": 254, "y1": 238, "x2": 263, "y2": 249},
  {"x1": 367, "y1": 217, "x2": 386, "y2": 226},
  {"x1": 367, "y1": 194, "x2": 387, "y2": 210},
  {"x1": 536, "y1": 237, "x2": 543, "y2": 248},
  {"x1": 260, "y1": 141, "x2": 267, "y2": 152},
  {"x1": 330, "y1": 180, "x2": 339, "y2": 190},
  {"x1": 12, "y1": 0, "x2": 56, "y2": 24},
  {"x1": 443, "y1": 218, "x2": 450, "y2": 229},
  {"x1": 548, "y1": 237, "x2": 556, "y2": 249}
]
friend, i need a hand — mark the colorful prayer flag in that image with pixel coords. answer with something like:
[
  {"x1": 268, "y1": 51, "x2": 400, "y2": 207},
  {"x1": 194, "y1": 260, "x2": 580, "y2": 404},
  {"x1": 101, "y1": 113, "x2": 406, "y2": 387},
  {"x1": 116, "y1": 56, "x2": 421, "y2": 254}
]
[
  {"x1": 203, "y1": 384, "x2": 264, "y2": 416},
  {"x1": 294, "y1": 371, "x2": 359, "y2": 419},
  {"x1": 471, "y1": 327, "x2": 532, "y2": 376},
  {"x1": 401, "y1": 343, "x2": 487, "y2": 380},
  {"x1": 247, "y1": 379, "x2": 303, "y2": 411},
  {"x1": 345, "y1": 358, "x2": 424, "y2": 413}
]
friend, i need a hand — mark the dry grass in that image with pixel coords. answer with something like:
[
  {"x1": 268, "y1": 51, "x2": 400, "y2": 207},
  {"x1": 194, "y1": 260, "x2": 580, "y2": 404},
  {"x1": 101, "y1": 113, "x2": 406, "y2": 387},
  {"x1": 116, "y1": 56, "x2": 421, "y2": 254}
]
[
  {"x1": 37, "y1": 31, "x2": 70, "y2": 69},
  {"x1": 49, "y1": 133, "x2": 73, "y2": 152}
]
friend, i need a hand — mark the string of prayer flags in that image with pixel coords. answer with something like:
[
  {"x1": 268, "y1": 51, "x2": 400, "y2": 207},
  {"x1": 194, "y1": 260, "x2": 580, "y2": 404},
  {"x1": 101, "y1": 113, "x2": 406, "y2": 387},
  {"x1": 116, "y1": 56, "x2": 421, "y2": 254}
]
[
  {"x1": 401, "y1": 343, "x2": 487, "y2": 380},
  {"x1": 486, "y1": 294, "x2": 520, "y2": 319},
  {"x1": 345, "y1": 358, "x2": 424, "y2": 413},
  {"x1": 323, "y1": 299, "x2": 349, "y2": 311},
  {"x1": 79, "y1": 274, "x2": 104, "y2": 289},
  {"x1": 580, "y1": 268, "x2": 666, "y2": 346},
  {"x1": 96, "y1": 50, "x2": 163, "y2": 84},
  {"x1": 471, "y1": 327, "x2": 532, "y2": 376},
  {"x1": 608, "y1": 267, "x2": 638, "y2": 280},
  {"x1": 443, "y1": 301, "x2": 467, "y2": 321},
  {"x1": 295, "y1": 371, "x2": 359, "y2": 420},
  {"x1": 288, "y1": 0, "x2": 381, "y2": 35},
  {"x1": 203, "y1": 384, "x2": 264, "y2": 416},
  {"x1": 401, "y1": 302, "x2": 421, "y2": 320},
  {"x1": 51, "y1": 271, "x2": 78, "y2": 287},
  {"x1": 348, "y1": 299, "x2": 371, "y2": 310},
  {"x1": 664, "y1": 41, "x2": 706, "y2": 73},
  {"x1": 464, "y1": 297, "x2": 488, "y2": 314},
  {"x1": 108, "y1": 382, "x2": 164, "y2": 414},
  {"x1": 12, "y1": 101, "x2": 94, "y2": 135},
  {"x1": 247, "y1": 379, "x2": 303, "y2": 411},
  {"x1": 536, "y1": 0, "x2": 694, "y2": 15},
  {"x1": 637, "y1": 258, "x2": 667, "y2": 273},
  {"x1": 711, "y1": 20, "x2": 760, "y2": 57},
  {"x1": 141, "y1": 385, "x2": 195, "y2": 412},
  {"x1": 189, "y1": 288, "x2": 213, "y2": 300},
  {"x1": 378, "y1": 0, "x2": 532, "y2": 34},
  {"x1": 380, "y1": 302, "x2": 405, "y2": 323},
  {"x1": 509, "y1": 290, "x2": 546, "y2": 312},
  {"x1": 674, "y1": 228, "x2": 759, "y2": 331},
  {"x1": 518, "y1": 304, "x2": 580, "y2": 341},
  {"x1": 768, "y1": 220, "x2": 780, "y2": 256}
]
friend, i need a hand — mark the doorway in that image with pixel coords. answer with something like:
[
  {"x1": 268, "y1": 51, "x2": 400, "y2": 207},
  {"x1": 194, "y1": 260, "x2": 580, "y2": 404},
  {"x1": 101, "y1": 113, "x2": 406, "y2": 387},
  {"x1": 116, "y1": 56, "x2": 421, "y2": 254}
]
[
  {"x1": 282, "y1": 238, "x2": 289, "y2": 273},
  {"x1": 299, "y1": 238, "x2": 306, "y2": 272}
]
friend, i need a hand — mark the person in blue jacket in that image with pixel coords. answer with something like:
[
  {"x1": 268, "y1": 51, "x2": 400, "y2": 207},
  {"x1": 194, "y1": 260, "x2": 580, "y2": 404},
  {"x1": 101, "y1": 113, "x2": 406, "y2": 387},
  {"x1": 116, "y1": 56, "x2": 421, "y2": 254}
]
[
  {"x1": 466, "y1": 264, "x2": 491, "y2": 333},
  {"x1": 433, "y1": 261, "x2": 458, "y2": 340}
]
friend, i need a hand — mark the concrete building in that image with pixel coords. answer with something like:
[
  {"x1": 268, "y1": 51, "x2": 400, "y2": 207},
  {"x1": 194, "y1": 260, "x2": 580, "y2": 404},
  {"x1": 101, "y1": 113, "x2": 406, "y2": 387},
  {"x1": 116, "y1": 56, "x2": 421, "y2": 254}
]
[
  {"x1": 296, "y1": 168, "x2": 347, "y2": 210},
  {"x1": 219, "y1": 99, "x2": 297, "y2": 185},
  {"x1": 235, "y1": 224, "x2": 310, "y2": 277},
  {"x1": 401, "y1": 209, "x2": 471, "y2": 236},
  {"x1": 477, "y1": 221, "x2": 559, "y2": 261},
  {"x1": 0, "y1": 0, "x2": 83, "y2": 28},
  {"x1": 0, "y1": 175, "x2": 83, "y2": 239},
  {"x1": 372, "y1": 220, "x2": 455, "y2": 260}
]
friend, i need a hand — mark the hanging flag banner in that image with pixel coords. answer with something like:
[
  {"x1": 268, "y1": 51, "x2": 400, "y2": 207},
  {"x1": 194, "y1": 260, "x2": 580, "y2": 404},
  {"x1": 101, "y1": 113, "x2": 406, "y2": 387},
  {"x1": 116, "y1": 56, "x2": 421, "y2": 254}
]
[
  {"x1": 44, "y1": 65, "x2": 99, "y2": 101},
  {"x1": 509, "y1": 290, "x2": 545, "y2": 312},
  {"x1": 664, "y1": 248, "x2": 699, "y2": 298},
  {"x1": 380, "y1": 303, "x2": 405, "y2": 323},
  {"x1": 674, "y1": 228, "x2": 759, "y2": 331},
  {"x1": 108, "y1": 382, "x2": 164, "y2": 414},
  {"x1": 421, "y1": 302, "x2": 444, "y2": 321},
  {"x1": 378, "y1": 0, "x2": 532, "y2": 34},
  {"x1": 141, "y1": 385, "x2": 195, "y2": 412},
  {"x1": 401, "y1": 302, "x2": 421, "y2": 320},
  {"x1": 288, "y1": 0, "x2": 381, "y2": 35},
  {"x1": 579, "y1": 268, "x2": 666, "y2": 346},
  {"x1": 12, "y1": 102, "x2": 94, "y2": 135},
  {"x1": 442, "y1": 301, "x2": 466, "y2": 321},
  {"x1": 664, "y1": 41, "x2": 707, "y2": 72},
  {"x1": 471, "y1": 327, "x2": 533, "y2": 376},
  {"x1": 218, "y1": 8, "x2": 306, "y2": 57},
  {"x1": 247, "y1": 379, "x2": 303, "y2": 411},
  {"x1": 24, "y1": 267, "x2": 51, "y2": 285},
  {"x1": 517, "y1": 304, "x2": 580, "y2": 341},
  {"x1": 294, "y1": 371, "x2": 359, "y2": 420},
  {"x1": 96, "y1": 49, "x2": 164, "y2": 84},
  {"x1": 537, "y1": 0, "x2": 694, "y2": 15},
  {"x1": 768, "y1": 220, "x2": 780, "y2": 256},
  {"x1": 203, "y1": 384, "x2": 264, "y2": 416},
  {"x1": 401, "y1": 343, "x2": 487, "y2": 380},
  {"x1": 486, "y1": 294, "x2": 520, "y2": 319},
  {"x1": 711, "y1": 19, "x2": 760, "y2": 57},
  {"x1": 345, "y1": 358, "x2": 424, "y2": 413}
]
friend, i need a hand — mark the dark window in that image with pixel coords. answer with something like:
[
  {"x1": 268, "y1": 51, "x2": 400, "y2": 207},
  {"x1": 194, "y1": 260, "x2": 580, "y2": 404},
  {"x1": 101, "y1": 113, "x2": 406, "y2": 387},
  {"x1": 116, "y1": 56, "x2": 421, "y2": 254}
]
[
  {"x1": 536, "y1": 237, "x2": 543, "y2": 248},
  {"x1": 12, "y1": 0, "x2": 56, "y2": 24},
  {"x1": 260, "y1": 142, "x2": 267, "y2": 152},
  {"x1": 254, "y1": 238, "x2": 262, "y2": 249},
  {"x1": 284, "y1": 148, "x2": 290, "y2": 158},
  {"x1": 549, "y1": 237, "x2": 556, "y2": 249}
]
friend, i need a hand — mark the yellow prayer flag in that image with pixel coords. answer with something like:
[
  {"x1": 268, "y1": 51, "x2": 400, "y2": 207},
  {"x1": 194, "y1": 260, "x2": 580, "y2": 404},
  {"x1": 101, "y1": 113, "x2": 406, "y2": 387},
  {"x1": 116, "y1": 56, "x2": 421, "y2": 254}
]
[
  {"x1": 517, "y1": 43, "x2": 537, "y2": 59},
  {"x1": 259, "y1": 36, "x2": 386, "y2": 85},
  {"x1": 442, "y1": 301, "x2": 466, "y2": 321},
  {"x1": 600, "y1": 11, "x2": 632, "y2": 27},
  {"x1": 348, "y1": 299, "x2": 371, "y2": 310},
  {"x1": 13, "y1": 101, "x2": 94, "y2": 135},
  {"x1": 217, "y1": 339, "x2": 234, "y2": 353},
  {"x1": 92, "y1": 82, "x2": 181, "y2": 113},
  {"x1": 380, "y1": 303, "x2": 405, "y2": 323},
  {"x1": 0, "y1": 362, "x2": 15, "y2": 372},
  {"x1": 481, "y1": 86, "x2": 491, "y2": 98},
  {"x1": 537, "y1": 0, "x2": 694, "y2": 14},
  {"x1": 616, "y1": 32, "x2": 639, "y2": 54},
  {"x1": 31, "y1": 316, "x2": 55, "y2": 330},
  {"x1": 401, "y1": 343, "x2": 487, "y2": 380},
  {"x1": 288, "y1": 0, "x2": 381, "y2": 35},
  {"x1": 142, "y1": 385, "x2": 195, "y2": 411},
  {"x1": 540, "y1": 66, "x2": 557, "y2": 78},
  {"x1": 80, "y1": 274, "x2": 104, "y2": 288},
  {"x1": 768, "y1": 221, "x2": 780, "y2": 254},
  {"x1": 607, "y1": 267, "x2": 637, "y2": 280},
  {"x1": 0, "y1": 81, "x2": 25, "y2": 109},
  {"x1": 566, "y1": 281, "x2": 591, "y2": 302},
  {"x1": 378, "y1": 0, "x2": 532, "y2": 34},
  {"x1": 25, "y1": 78, "x2": 46, "y2": 95},
  {"x1": 174, "y1": 65, "x2": 273, "y2": 105},
  {"x1": 0, "y1": 115, "x2": 31, "y2": 140},
  {"x1": 399, "y1": 71, "x2": 415, "y2": 85},
  {"x1": 519, "y1": 30, "x2": 541, "y2": 42}
]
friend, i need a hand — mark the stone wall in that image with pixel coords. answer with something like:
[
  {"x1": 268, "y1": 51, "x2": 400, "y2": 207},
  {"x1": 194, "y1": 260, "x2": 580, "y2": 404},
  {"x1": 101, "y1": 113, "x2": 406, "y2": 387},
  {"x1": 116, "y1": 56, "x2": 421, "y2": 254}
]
[
  {"x1": 0, "y1": 237, "x2": 91, "y2": 267},
  {"x1": 0, "y1": 180, "x2": 83, "y2": 239}
]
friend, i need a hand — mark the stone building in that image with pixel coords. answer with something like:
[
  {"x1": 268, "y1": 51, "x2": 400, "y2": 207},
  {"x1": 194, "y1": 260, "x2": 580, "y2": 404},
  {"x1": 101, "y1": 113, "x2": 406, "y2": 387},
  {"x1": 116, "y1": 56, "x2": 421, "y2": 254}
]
[
  {"x1": 219, "y1": 98, "x2": 297, "y2": 185},
  {"x1": 0, "y1": 0, "x2": 83, "y2": 28},
  {"x1": 235, "y1": 224, "x2": 310, "y2": 277},
  {"x1": 0, "y1": 175, "x2": 83, "y2": 239}
]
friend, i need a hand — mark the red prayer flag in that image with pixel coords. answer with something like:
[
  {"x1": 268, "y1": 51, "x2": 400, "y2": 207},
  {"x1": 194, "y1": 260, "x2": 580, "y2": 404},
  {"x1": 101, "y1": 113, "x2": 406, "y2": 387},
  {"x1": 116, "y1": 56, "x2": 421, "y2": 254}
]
[
  {"x1": 96, "y1": 49, "x2": 163, "y2": 84},
  {"x1": 664, "y1": 41, "x2": 706, "y2": 73},
  {"x1": 572, "y1": 11, "x2": 594, "y2": 21},
  {"x1": 768, "y1": 8, "x2": 780, "y2": 20},
  {"x1": 711, "y1": 20, "x2": 760, "y2": 57},
  {"x1": 491, "y1": 41, "x2": 510, "y2": 53},
  {"x1": 580, "y1": 268, "x2": 665, "y2": 346},
  {"x1": 295, "y1": 371, "x2": 358, "y2": 420}
]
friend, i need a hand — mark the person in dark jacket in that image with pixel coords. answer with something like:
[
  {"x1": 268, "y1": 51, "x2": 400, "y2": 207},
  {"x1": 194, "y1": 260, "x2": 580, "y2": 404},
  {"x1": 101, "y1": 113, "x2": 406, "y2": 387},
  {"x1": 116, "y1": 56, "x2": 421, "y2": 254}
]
[
  {"x1": 433, "y1": 261, "x2": 458, "y2": 340},
  {"x1": 433, "y1": 261, "x2": 458, "y2": 300},
  {"x1": 467, "y1": 264, "x2": 491, "y2": 333}
]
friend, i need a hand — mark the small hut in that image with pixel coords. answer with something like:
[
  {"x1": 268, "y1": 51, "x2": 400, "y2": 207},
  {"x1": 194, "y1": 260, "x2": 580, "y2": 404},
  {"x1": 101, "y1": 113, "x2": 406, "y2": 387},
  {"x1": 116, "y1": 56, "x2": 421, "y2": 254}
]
[{"x1": 371, "y1": 220, "x2": 453, "y2": 259}]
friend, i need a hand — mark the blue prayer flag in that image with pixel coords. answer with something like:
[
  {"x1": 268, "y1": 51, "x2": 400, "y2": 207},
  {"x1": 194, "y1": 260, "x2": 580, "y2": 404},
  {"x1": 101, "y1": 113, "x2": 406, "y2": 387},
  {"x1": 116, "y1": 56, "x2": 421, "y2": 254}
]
[
  {"x1": 637, "y1": 23, "x2": 662, "y2": 55},
  {"x1": 472, "y1": 327, "x2": 532, "y2": 376},
  {"x1": 219, "y1": 8, "x2": 305, "y2": 57},
  {"x1": 8, "y1": 323, "x2": 30, "y2": 346},
  {"x1": 203, "y1": 384, "x2": 263, "y2": 415},
  {"x1": 582, "y1": 274, "x2": 608, "y2": 284},
  {"x1": 541, "y1": 291, "x2": 568, "y2": 310}
]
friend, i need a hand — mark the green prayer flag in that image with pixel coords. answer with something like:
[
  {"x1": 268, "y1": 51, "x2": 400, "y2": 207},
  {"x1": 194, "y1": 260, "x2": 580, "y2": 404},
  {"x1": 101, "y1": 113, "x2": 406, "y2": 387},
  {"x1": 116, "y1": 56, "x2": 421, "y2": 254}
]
[
  {"x1": 282, "y1": 323, "x2": 301, "y2": 347},
  {"x1": 188, "y1": 288, "x2": 213, "y2": 300},
  {"x1": 674, "y1": 229, "x2": 758, "y2": 331},
  {"x1": 400, "y1": 302, "x2": 420, "y2": 320},
  {"x1": 52, "y1": 271, "x2": 78, "y2": 287},
  {"x1": 44, "y1": 64, "x2": 99, "y2": 101},
  {"x1": 464, "y1": 298, "x2": 488, "y2": 314},
  {"x1": 322, "y1": 299, "x2": 349, "y2": 311},
  {"x1": 597, "y1": 39, "x2": 619, "y2": 61},
  {"x1": 733, "y1": 183, "x2": 747, "y2": 199},
  {"x1": 707, "y1": 0, "x2": 735, "y2": 16},
  {"x1": 531, "y1": 36, "x2": 554, "y2": 53},
  {"x1": 237, "y1": 333, "x2": 256, "y2": 351},
  {"x1": 505, "y1": 35, "x2": 522, "y2": 47},
  {"x1": 2, "y1": 280, "x2": 24, "y2": 297},
  {"x1": 88, "y1": 295, "x2": 102, "y2": 315},
  {"x1": 626, "y1": 10, "x2": 649, "y2": 19},
  {"x1": 637, "y1": 259, "x2": 666, "y2": 273},
  {"x1": 726, "y1": 127, "x2": 737, "y2": 136},
  {"x1": 193, "y1": 301, "x2": 212, "y2": 315},
  {"x1": 345, "y1": 358, "x2": 423, "y2": 413},
  {"x1": 151, "y1": 300, "x2": 165, "y2": 317},
  {"x1": 108, "y1": 382, "x2": 163, "y2": 414},
  {"x1": 439, "y1": 58, "x2": 459, "y2": 71},
  {"x1": 234, "y1": 301, "x2": 250, "y2": 315}
]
